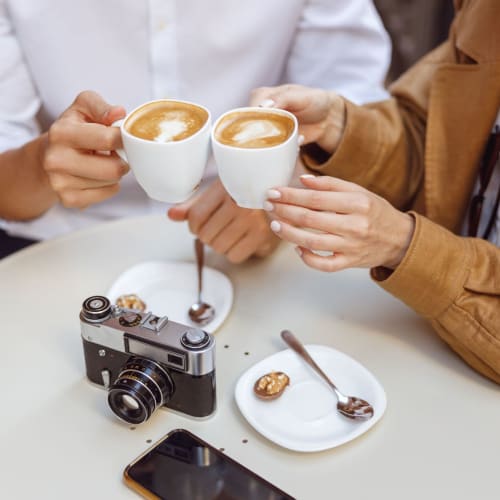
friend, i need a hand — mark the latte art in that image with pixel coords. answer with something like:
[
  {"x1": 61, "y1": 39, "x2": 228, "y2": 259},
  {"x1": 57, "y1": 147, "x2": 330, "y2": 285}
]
[
  {"x1": 215, "y1": 111, "x2": 295, "y2": 148},
  {"x1": 125, "y1": 101, "x2": 208, "y2": 143}
]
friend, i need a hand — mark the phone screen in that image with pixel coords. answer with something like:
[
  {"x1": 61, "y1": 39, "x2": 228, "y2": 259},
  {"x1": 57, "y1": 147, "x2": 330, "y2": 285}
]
[{"x1": 124, "y1": 429, "x2": 295, "y2": 500}]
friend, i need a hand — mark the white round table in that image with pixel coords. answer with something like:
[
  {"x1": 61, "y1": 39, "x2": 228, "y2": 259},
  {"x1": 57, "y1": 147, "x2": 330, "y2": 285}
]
[{"x1": 1, "y1": 215, "x2": 498, "y2": 499}]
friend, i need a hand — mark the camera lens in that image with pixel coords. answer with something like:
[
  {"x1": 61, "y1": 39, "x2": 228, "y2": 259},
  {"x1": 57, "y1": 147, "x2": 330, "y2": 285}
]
[{"x1": 108, "y1": 357, "x2": 173, "y2": 424}]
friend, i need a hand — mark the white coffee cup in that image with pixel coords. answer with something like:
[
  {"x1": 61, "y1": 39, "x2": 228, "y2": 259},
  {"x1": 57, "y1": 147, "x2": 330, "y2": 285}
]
[
  {"x1": 211, "y1": 107, "x2": 298, "y2": 209},
  {"x1": 114, "y1": 99, "x2": 211, "y2": 203}
]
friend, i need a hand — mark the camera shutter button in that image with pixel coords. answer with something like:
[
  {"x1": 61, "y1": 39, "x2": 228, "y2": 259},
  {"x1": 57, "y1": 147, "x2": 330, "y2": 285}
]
[
  {"x1": 81, "y1": 296, "x2": 112, "y2": 322},
  {"x1": 181, "y1": 329, "x2": 210, "y2": 349}
]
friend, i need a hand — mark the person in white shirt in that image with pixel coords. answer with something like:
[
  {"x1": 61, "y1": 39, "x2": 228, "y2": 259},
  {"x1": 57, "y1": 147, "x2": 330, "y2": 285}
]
[{"x1": 0, "y1": 0, "x2": 391, "y2": 260}]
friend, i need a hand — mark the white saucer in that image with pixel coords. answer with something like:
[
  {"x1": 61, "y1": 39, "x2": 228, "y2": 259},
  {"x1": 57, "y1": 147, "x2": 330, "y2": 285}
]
[
  {"x1": 107, "y1": 260, "x2": 233, "y2": 333},
  {"x1": 235, "y1": 345, "x2": 386, "y2": 452}
]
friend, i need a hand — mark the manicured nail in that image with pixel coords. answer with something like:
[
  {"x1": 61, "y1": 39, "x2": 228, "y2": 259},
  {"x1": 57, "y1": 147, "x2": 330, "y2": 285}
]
[
  {"x1": 263, "y1": 201, "x2": 274, "y2": 211},
  {"x1": 300, "y1": 174, "x2": 315, "y2": 179},
  {"x1": 267, "y1": 189, "x2": 281, "y2": 200},
  {"x1": 270, "y1": 220, "x2": 281, "y2": 232},
  {"x1": 259, "y1": 99, "x2": 275, "y2": 108},
  {"x1": 295, "y1": 246, "x2": 303, "y2": 257},
  {"x1": 298, "y1": 134, "x2": 305, "y2": 146}
]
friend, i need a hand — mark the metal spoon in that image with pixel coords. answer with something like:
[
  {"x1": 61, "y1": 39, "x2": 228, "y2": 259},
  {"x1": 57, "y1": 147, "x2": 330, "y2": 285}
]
[
  {"x1": 280, "y1": 330, "x2": 374, "y2": 421},
  {"x1": 188, "y1": 238, "x2": 216, "y2": 326}
]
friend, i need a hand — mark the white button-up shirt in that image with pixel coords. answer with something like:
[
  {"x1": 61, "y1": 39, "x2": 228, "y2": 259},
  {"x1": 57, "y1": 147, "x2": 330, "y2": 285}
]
[{"x1": 0, "y1": 0, "x2": 391, "y2": 240}]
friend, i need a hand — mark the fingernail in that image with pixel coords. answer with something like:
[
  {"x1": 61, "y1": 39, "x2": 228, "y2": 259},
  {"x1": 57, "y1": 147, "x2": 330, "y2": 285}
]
[
  {"x1": 298, "y1": 134, "x2": 305, "y2": 146},
  {"x1": 270, "y1": 220, "x2": 281, "y2": 232},
  {"x1": 263, "y1": 201, "x2": 274, "y2": 211},
  {"x1": 259, "y1": 99, "x2": 275, "y2": 108},
  {"x1": 295, "y1": 246, "x2": 303, "y2": 257},
  {"x1": 300, "y1": 174, "x2": 315, "y2": 179},
  {"x1": 267, "y1": 189, "x2": 281, "y2": 200}
]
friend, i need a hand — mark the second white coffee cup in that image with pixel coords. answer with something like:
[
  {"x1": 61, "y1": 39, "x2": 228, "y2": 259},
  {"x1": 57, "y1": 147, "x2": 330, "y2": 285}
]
[
  {"x1": 211, "y1": 107, "x2": 299, "y2": 209},
  {"x1": 115, "y1": 99, "x2": 211, "y2": 203}
]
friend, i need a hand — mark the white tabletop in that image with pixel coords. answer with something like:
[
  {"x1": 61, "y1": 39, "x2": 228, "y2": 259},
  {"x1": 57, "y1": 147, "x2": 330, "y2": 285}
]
[{"x1": 1, "y1": 215, "x2": 499, "y2": 500}]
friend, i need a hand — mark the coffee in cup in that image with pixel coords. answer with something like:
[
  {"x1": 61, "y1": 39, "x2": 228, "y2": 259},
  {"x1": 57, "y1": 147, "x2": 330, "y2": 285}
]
[
  {"x1": 115, "y1": 99, "x2": 211, "y2": 203},
  {"x1": 212, "y1": 107, "x2": 298, "y2": 209},
  {"x1": 214, "y1": 110, "x2": 295, "y2": 149},
  {"x1": 125, "y1": 101, "x2": 209, "y2": 143}
]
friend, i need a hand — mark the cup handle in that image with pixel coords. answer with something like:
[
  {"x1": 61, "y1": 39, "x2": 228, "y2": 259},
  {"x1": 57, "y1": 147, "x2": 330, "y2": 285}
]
[{"x1": 111, "y1": 119, "x2": 127, "y2": 162}]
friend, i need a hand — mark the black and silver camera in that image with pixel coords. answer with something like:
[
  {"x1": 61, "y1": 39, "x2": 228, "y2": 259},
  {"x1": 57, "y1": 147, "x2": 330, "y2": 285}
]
[{"x1": 80, "y1": 295, "x2": 216, "y2": 424}]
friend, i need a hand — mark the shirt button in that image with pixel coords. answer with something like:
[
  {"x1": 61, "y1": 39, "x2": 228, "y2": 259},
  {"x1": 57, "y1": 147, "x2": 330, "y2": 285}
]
[{"x1": 157, "y1": 20, "x2": 167, "y2": 31}]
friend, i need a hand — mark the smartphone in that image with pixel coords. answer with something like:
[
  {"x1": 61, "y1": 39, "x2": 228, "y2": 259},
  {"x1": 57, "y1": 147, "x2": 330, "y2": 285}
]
[{"x1": 123, "y1": 429, "x2": 295, "y2": 499}]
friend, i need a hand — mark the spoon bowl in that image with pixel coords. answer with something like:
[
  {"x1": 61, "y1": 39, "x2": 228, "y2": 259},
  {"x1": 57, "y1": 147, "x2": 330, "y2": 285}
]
[
  {"x1": 188, "y1": 238, "x2": 216, "y2": 326},
  {"x1": 280, "y1": 329, "x2": 374, "y2": 421},
  {"x1": 189, "y1": 300, "x2": 215, "y2": 326}
]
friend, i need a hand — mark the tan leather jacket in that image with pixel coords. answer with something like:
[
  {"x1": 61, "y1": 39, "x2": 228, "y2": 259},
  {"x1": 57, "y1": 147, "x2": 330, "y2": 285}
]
[{"x1": 303, "y1": 0, "x2": 500, "y2": 383}]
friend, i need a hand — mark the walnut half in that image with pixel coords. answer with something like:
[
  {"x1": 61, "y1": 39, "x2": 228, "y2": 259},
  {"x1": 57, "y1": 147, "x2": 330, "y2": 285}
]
[
  {"x1": 116, "y1": 294, "x2": 146, "y2": 312},
  {"x1": 253, "y1": 371, "x2": 290, "y2": 401}
]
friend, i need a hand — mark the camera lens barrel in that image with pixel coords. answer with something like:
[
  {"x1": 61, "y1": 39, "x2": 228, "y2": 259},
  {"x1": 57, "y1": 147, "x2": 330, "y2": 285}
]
[{"x1": 108, "y1": 357, "x2": 173, "y2": 424}]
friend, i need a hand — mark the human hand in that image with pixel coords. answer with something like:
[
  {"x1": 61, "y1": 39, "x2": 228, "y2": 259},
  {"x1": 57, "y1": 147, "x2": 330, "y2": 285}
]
[
  {"x1": 250, "y1": 84, "x2": 345, "y2": 153},
  {"x1": 265, "y1": 175, "x2": 415, "y2": 272},
  {"x1": 43, "y1": 91, "x2": 128, "y2": 209},
  {"x1": 167, "y1": 179, "x2": 280, "y2": 263}
]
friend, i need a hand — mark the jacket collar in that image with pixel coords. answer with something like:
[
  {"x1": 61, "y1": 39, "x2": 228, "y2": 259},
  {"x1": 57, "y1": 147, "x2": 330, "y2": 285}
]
[{"x1": 453, "y1": 0, "x2": 500, "y2": 63}]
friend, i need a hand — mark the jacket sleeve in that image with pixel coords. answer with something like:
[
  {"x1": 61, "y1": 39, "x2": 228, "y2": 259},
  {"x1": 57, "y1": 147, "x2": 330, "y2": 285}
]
[
  {"x1": 372, "y1": 213, "x2": 500, "y2": 384},
  {"x1": 283, "y1": 0, "x2": 391, "y2": 104},
  {"x1": 300, "y1": 42, "x2": 455, "y2": 210}
]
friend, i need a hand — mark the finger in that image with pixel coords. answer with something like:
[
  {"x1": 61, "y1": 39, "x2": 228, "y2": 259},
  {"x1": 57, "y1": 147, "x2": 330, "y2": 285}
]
[
  {"x1": 49, "y1": 120, "x2": 123, "y2": 151},
  {"x1": 224, "y1": 233, "x2": 261, "y2": 263},
  {"x1": 270, "y1": 219, "x2": 346, "y2": 252},
  {"x1": 210, "y1": 217, "x2": 249, "y2": 255},
  {"x1": 185, "y1": 180, "x2": 226, "y2": 234},
  {"x1": 299, "y1": 175, "x2": 366, "y2": 193},
  {"x1": 167, "y1": 189, "x2": 203, "y2": 221},
  {"x1": 266, "y1": 186, "x2": 362, "y2": 215},
  {"x1": 249, "y1": 86, "x2": 279, "y2": 107},
  {"x1": 64, "y1": 90, "x2": 126, "y2": 125},
  {"x1": 251, "y1": 84, "x2": 312, "y2": 114},
  {"x1": 266, "y1": 201, "x2": 352, "y2": 234},
  {"x1": 254, "y1": 234, "x2": 280, "y2": 258},
  {"x1": 197, "y1": 198, "x2": 238, "y2": 244},
  {"x1": 49, "y1": 172, "x2": 123, "y2": 192},
  {"x1": 296, "y1": 247, "x2": 351, "y2": 273},
  {"x1": 57, "y1": 184, "x2": 121, "y2": 209},
  {"x1": 44, "y1": 149, "x2": 129, "y2": 182}
]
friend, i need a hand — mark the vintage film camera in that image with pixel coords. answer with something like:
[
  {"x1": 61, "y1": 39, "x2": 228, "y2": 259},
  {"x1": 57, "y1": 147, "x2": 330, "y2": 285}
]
[{"x1": 80, "y1": 296, "x2": 216, "y2": 424}]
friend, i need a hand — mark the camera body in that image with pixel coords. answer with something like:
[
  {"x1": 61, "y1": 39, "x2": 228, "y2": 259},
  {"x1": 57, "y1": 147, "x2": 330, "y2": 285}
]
[{"x1": 80, "y1": 296, "x2": 216, "y2": 423}]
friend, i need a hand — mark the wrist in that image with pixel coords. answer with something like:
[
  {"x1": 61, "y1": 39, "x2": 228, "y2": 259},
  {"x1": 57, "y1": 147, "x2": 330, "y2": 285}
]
[
  {"x1": 384, "y1": 213, "x2": 415, "y2": 270},
  {"x1": 316, "y1": 92, "x2": 346, "y2": 154}
]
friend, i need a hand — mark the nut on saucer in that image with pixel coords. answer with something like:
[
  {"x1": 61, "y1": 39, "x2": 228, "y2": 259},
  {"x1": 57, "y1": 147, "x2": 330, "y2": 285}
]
[
  {"x1": 116, "y1": 294, "x2": 146, "y2": 312},
  {"x1": 254, "y1": 371, "x2": 290, "y2": 400}
]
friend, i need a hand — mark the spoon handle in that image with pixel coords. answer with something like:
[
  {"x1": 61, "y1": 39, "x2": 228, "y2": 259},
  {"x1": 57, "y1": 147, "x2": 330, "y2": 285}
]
[
  {"x1": 281, "y1": 330, "x2": 339, "y2": 393},
  {"x1": 194, "y1": 238, "x2": 204, "y2": 302}
]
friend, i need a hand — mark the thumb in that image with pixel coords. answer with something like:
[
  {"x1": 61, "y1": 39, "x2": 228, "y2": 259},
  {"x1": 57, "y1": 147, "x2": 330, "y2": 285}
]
[
  {"x1": 167, "y1": 195, "x2": 198, "y2": 221},
  {"x1": 102, "y1": 106, "x2": 127, "y2": 126},
  {"x1": 69, "y1": 90, "x2": 126, "y2": 125}
]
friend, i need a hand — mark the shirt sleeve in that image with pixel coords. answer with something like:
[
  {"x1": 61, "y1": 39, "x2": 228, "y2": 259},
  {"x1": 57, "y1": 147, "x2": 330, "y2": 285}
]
[
  {"x1": 0, "y1": 1, "x2": 41, "y2": 153},
  {"x1": 282, "y1": 0, "x2": 391, "y2": 104},
  {"x1": 371, "y1": 213, "x2": 500, "y2": 384}
]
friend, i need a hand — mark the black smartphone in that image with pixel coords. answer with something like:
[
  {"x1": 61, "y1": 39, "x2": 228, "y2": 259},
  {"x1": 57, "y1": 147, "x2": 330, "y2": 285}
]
[{"x1": 123, "y1": 429, "x2": 295, "y2": 500}]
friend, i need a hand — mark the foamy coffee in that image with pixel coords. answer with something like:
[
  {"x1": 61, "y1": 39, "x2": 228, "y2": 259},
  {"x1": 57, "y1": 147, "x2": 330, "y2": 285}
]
[
  {"x1": 214, "y1": 110, "x2": 295, "y2": 149},
  {"x1": 125, "y1": 101, "x2": 209, "y2": 143}
]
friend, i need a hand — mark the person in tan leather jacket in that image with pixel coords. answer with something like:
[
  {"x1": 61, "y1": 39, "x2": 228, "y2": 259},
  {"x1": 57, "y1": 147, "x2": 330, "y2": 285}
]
[{"x1": 254, "y1": 0, "x2": 500, "y2": 384}]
